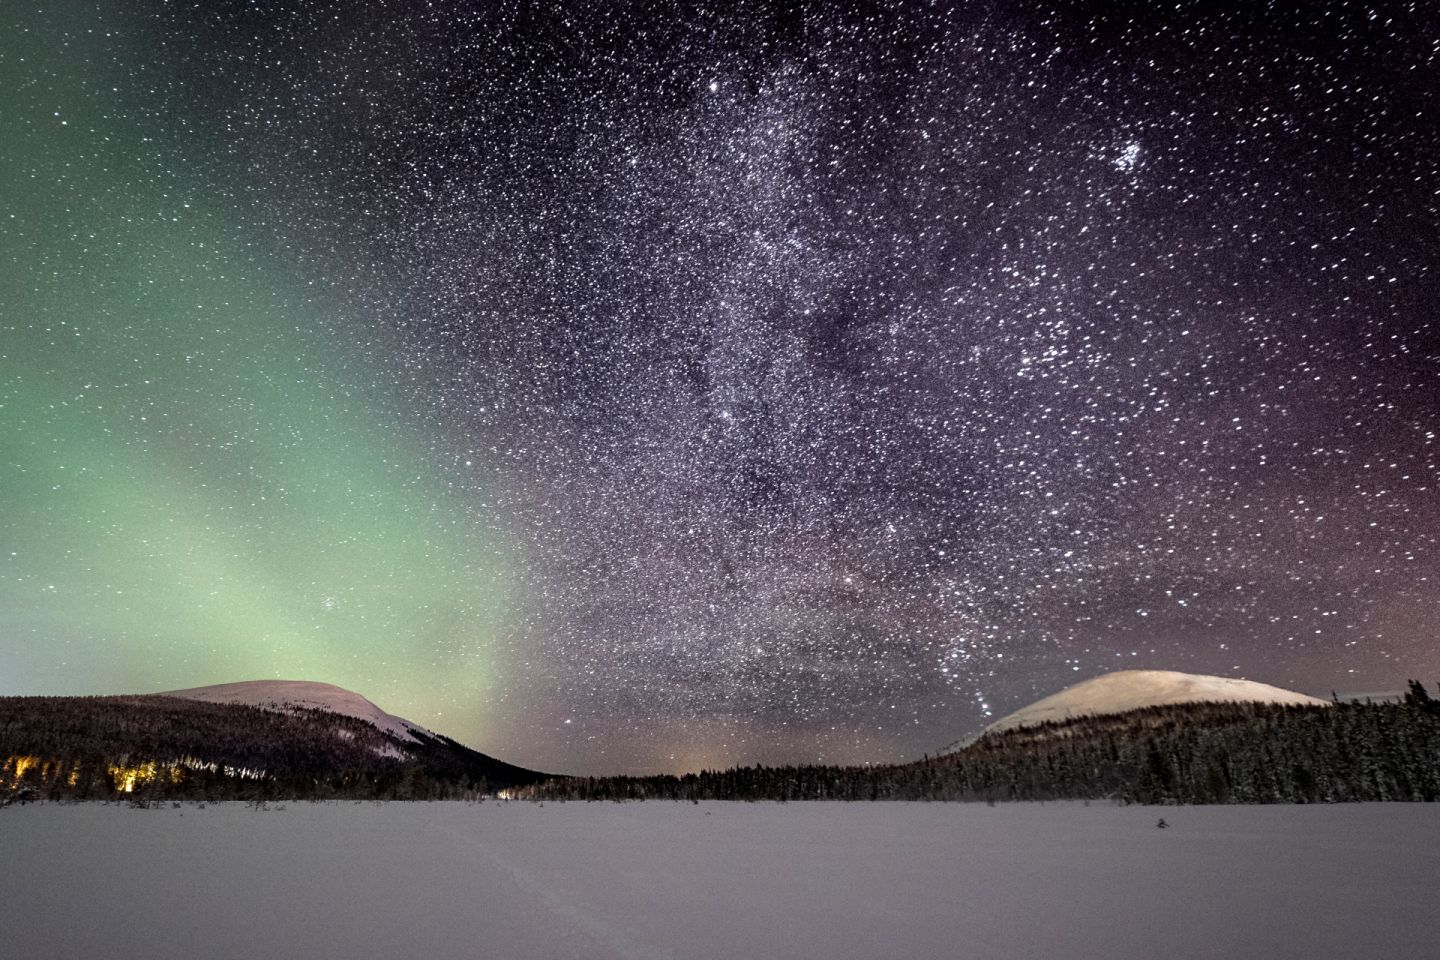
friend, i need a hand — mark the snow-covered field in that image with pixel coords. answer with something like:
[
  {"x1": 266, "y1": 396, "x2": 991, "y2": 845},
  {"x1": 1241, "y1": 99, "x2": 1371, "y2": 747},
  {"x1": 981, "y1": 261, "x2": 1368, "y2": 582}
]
[{"x1": 3, "y1": 801, "x2": 1435, "y2": 960}]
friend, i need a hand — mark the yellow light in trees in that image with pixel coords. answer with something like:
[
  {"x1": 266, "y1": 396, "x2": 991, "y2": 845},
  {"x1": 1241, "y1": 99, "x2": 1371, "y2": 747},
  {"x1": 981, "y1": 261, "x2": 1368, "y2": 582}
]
[{"x1": 4, "y1": 756, "x2": 42, "y2": 785}]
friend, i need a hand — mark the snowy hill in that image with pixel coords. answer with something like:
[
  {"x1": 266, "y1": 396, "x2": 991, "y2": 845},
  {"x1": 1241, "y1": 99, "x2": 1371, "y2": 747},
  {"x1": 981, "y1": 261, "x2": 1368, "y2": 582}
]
[
  {"x1": 946, "y1": 669, "x2": 1329, "y2": 752},
  {"x1": 1, "y1": 688, "x2": 551, "y2": 798},
  {"x1": 162, "y1": 680, "x2": 431, "y2": 745}
]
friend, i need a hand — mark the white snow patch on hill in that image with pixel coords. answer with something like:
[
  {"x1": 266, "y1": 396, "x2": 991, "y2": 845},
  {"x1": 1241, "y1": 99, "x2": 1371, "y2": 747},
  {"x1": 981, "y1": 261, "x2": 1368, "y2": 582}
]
[
  {"x1": 161, "y1": 680, "x2": 432, "y2": 747},
  {"x1": 947, "y1": 669, "x2": 1329, "y2": 751}
]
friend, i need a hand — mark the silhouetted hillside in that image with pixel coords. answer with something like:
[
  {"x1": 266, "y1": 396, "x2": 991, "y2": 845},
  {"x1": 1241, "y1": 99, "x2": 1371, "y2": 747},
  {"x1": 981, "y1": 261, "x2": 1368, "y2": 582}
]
[
  {"x1": 514, "y1": 688, "x2": 1440, "y2": 804},
  {"x1": 0, "y1": 694, "x2": 548, "y2": 801}
]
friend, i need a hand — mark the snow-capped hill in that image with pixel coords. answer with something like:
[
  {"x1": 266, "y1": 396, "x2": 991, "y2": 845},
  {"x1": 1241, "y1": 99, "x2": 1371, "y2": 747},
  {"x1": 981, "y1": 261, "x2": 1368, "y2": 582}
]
[
  {"x1": 946, "y1": 669, "x2": 1329, "y2": 752},
  {"x1": 162, "y1": 680, "x2": 431, "y2": 744}
]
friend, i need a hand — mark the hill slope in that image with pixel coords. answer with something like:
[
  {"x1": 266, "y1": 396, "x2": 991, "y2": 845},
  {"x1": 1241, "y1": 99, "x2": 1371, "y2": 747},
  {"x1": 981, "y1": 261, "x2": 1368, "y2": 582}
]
[
  {"x1": 0, "y1": 683, "x2": 550, "y2": 800},
  {"x1": 514, "y1": 697, "x2": 1440, "y2": 804},
  {"x1": 163, "y1": 680, "x2": 431, "y2": 744},
  {"x1": 946, "y1": 669, "x2": 1329, "y2": 751}
]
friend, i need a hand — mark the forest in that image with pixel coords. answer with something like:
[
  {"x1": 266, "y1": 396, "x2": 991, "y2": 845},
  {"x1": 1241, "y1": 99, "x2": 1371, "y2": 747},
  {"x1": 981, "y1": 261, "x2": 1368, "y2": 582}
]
[
  {"x1": 4, "y1": 684, "x2": 1438, "y2": 804},
  {"x1": 0, "y1": 694, "x2": 547, "y2": 802},
  {"x1": 513, "y1": 682, "x2": 1440, "y2": 804}
]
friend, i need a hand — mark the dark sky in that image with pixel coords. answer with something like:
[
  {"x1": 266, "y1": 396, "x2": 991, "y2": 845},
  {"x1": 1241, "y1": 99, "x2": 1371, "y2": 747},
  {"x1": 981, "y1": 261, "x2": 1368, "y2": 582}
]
[{"x1": 3, "y1": 0, "x2": 1437, "y2": 774}]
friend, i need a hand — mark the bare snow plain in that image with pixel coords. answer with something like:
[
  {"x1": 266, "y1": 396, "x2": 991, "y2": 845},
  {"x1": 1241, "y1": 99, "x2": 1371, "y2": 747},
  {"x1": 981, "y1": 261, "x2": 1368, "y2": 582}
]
[{"x1": 3, "y1": 800, "x2": 1435, "y2": 960}]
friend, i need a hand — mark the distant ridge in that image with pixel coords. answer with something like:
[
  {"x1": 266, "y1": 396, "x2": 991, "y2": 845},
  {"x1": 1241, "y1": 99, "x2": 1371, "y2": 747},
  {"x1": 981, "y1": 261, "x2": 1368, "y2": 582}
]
[
  {"x1": 1, "y1": 680, "x2": 550, "y2": 799},
  {"x1": 163, "y1": 679, "x2": 430, "y2": 744},
  {"x1": 944, "y1": 669, "x2": 1329, "y2": 752}
]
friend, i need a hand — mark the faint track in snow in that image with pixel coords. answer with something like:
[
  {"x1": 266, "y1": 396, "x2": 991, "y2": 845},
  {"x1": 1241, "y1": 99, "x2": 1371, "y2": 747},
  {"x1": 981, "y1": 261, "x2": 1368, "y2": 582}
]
[{"x1": 436, "y1": 814, "x2": 679, "y2": 960}]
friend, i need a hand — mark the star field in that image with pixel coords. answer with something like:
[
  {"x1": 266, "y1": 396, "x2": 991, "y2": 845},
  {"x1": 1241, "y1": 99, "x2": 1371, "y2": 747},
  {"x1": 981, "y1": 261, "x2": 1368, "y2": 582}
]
[{"x1": 2, "y1": 1, "x2": 1437, "y2": 774}]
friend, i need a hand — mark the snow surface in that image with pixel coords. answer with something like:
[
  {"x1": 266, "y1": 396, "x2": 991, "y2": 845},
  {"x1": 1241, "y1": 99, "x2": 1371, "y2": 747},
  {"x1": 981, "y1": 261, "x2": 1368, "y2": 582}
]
[
  {"x1": 948, "y1": 669, "x2": 1331, "y2": 750},
  {"x1": 2, "y1": 801, "x2": 1435, "y2": 960},
  {"x1": 161, "y1": 679, "x2": 430, "y2": 744}
]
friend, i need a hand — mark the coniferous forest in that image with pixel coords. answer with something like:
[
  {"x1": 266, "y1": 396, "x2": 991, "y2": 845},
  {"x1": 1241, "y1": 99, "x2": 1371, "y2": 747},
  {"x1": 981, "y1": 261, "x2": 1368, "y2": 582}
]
[
  {"x1": 0, "y1": 694, "x2": 547, "y2": 802},
  {"x1": 3, "y1": 685, "x2": 1438, "y2": 804},
  {"x1": 513, "y1": 684, "x2": 1440, "y2": 805}
]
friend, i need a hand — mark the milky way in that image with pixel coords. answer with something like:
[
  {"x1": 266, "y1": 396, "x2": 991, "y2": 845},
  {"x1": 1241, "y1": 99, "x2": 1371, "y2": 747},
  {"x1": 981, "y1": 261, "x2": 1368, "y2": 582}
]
[{"x1": 3, "y1": 1, "x2": 1437, "y2": 773}]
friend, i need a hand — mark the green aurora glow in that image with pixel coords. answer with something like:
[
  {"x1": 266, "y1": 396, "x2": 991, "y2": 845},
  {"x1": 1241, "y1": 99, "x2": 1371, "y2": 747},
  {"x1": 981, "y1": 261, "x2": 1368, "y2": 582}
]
[{"x1": 2, "y1": 6, "x2": 517, "y2": 746}]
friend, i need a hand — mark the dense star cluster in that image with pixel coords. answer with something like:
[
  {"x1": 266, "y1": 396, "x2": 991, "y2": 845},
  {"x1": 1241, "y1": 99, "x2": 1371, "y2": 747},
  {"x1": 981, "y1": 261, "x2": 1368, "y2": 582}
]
[{"x1": 3, "y1": 1, "x2": 1437, "y2": 773}]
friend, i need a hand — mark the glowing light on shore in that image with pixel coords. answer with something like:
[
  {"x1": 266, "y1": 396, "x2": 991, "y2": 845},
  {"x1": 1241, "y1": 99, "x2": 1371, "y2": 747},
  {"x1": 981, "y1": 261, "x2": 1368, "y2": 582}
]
[
  {"x1": 4, "y1": 755, "x2": 42, "y2": 784},
  {"x1": 107, "y1": 760, "x2": 183, "y2": 793}
]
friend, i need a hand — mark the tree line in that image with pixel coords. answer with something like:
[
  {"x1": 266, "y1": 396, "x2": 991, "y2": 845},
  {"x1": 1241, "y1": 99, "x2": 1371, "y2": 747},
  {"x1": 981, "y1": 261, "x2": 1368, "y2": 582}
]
[
  {"x1": 0, "y1": 694, "x2": 546, "y2": 802},
  {"x1": 512, "y1": 684, "x2": 1440, "y2": 804},
  {"x1": 6, "y1": 685, "x2": 1438, "y2": 804}
]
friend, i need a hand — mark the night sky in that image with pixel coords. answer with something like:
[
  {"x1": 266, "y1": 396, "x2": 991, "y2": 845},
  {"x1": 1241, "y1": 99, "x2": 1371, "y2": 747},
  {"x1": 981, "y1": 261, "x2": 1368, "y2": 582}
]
[{"x1": 3, "y1": 0, "x2": 1437, "y2": 775}]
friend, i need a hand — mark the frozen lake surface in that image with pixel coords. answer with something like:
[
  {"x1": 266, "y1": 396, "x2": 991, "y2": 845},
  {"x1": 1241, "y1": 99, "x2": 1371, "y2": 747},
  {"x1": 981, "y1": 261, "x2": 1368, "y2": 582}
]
[{"x1": 3, "y1": 800, "x2": 1435, "y2": 959}]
